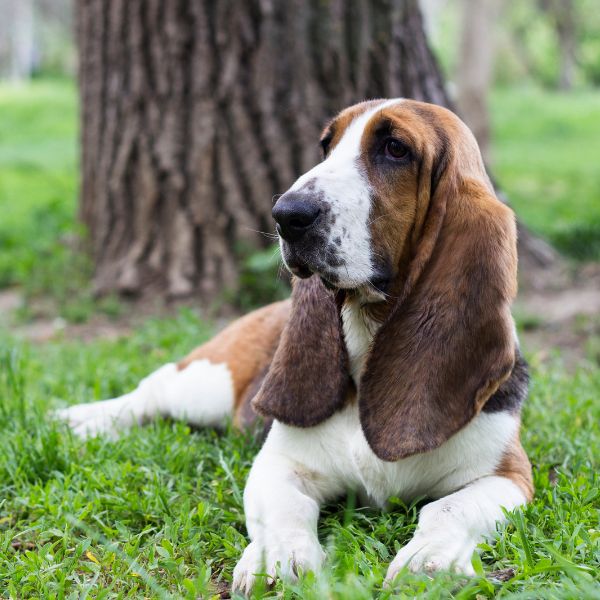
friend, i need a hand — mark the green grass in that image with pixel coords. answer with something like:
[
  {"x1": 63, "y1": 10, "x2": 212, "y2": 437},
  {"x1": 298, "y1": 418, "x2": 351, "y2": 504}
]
[
  {"x1": 0, "y1": 79, "x2": 78, "y2": 289},
  {"x1": 491, "y1": 86, "x2": 600, "y2": 261},
  {"x1": 0, "y1": 79, "x2": 115, "y2": 323},
  {"x1": 0, "y1": 314, "x2": 599, "y2": 598},
  {"x1": 0, "y1": 79, "x2": 599, "y2": 597}
]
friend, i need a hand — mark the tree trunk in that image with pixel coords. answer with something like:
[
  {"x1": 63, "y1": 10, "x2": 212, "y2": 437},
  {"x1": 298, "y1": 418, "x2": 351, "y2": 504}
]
[
  {"x1": 455, "y1": 0, "x2": 500, "y2": 164},
  {"x1": 77, "y1": 0, "x2": 558, "y2": 301},
  {"x1": 553, "y1": 0, "x2": 577, "y2": 91},
  {"x1": 77, "y1": 0, "x2": 448, "y2": 300}
]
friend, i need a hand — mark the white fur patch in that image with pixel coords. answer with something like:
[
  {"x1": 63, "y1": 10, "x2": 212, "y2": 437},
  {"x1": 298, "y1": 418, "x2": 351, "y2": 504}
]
[
  {"x1": 287, "y1": 99, "x2": 403, "y2": 288},
  {"x1": 385, "y1": 475, "x2": 526, "y2": 581},
  {"x1": 55, "y1": 360, "x2": 234, "y2": 437},
  {"x1": 235, "y1": 402, "x2": 523, "y2": 591},
  {"x1": 262, "y1": 404, "x2": 519, "y2": 508},
  {"x1": 160, "y1": 360, "x2": 234, "y2": 425},
  {"x1": 341, "y1": 296, "x2": 380, "y2": 382}
]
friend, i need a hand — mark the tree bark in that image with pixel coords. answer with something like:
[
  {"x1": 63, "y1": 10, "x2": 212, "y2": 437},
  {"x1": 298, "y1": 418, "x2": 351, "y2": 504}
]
[
  {"x1": 551, "y1": 0, "x2": 577, "y2": 91},
  {"x1": 77, "y1": 0, "x2": 449, "y2": 300},
  {"x1": 455, "y1": 0, "x2": 500, "y2": 164},
  {"x1": 77, "y1": 0, "x2": 558, "y2": 301}
]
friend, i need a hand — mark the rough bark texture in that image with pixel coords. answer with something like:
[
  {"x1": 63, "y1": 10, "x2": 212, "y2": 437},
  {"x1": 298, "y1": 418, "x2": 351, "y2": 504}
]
[
  {"x1": 77, "y1": 0, "x2": 449, "y2": 300},
  {"x1": 77, "y1": 0, "x2": 557, "y2": 301}
]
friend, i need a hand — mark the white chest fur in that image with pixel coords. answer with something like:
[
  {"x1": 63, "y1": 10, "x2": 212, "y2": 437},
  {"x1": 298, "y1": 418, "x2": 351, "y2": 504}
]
[
  {"x1": 264, "y1": 404, "x2": 517, "y2": 508},
  {"x1": 341, "y1": 297, "x2": 379, "y2": 382},
  {"x1": 257, "y1": 298, "x2": 518, "y2": 508}
]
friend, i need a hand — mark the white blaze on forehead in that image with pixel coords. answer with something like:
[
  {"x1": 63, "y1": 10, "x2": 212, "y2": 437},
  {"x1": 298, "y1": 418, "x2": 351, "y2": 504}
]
[{"x1": 289, "y1": 99, "x2": 403, "y2": 287}]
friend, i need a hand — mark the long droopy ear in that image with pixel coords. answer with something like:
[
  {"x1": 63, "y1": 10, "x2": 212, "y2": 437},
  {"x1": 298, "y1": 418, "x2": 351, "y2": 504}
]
[
  {"x1": 252, "y1": 275, "x2": 350, "y2": 426},
  {"x1": 359, "y1": 166, "x2": 518, "y2": 461}
]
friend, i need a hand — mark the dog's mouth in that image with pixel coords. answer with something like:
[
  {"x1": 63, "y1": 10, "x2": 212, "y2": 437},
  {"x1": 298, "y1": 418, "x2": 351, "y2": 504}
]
[
  {"x1": 279, "y1": 235, "x2": 392, "y2": 301},
  {"x1": 286, "y1": 257, "x2": 338, "y2": 288},
  {"x1": 284, "y1": 255, "x2": 390, "y2": 301},
  {"x1": 287, "y1": 261, "x2": 313, "y2": 280},
  {"x1": 281, "y1": 238, "x2": 340, "y2": 284}
]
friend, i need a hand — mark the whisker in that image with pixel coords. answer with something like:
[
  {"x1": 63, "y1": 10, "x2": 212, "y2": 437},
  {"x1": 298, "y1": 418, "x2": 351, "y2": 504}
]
[
  {"x1": 278, "y1": 260, "x2": 290, "y2": 282},
  {"x1": 367, "y1": 282, "x2": 399, "y2": 301},
  {"x1": 367, "y1": 213, "x2": 393, "y2": 226},
  {"x1": 368, "y1": 246, "x2": 386, "y2": 258},
  {"x1": 242, "y1": 227, "x2": 279, "y2": 240}
]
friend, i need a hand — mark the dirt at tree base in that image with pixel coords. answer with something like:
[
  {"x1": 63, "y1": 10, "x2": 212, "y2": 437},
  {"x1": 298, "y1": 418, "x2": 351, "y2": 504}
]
[
  {"x1": 515, "y1": 262, "x2": 600, "y2": 369},
  {"x1": 2, "y1": 263, "x2": 600, "y2": 370}
]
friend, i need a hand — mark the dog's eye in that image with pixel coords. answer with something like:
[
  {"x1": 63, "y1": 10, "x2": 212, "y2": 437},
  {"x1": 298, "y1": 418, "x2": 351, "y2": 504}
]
[
  {"x1": 384, "y1": 138, "x2": 409, "y2": 160},
  {"x1": 320, "y1": 135, "x2": 333, "y2": 157}
]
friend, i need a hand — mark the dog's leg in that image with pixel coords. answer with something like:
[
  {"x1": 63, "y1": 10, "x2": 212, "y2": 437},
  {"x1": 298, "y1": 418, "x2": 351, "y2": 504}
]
[
  {"x1": 55, "y1": 300, "x2": 291, "y2": 438},
  {"x1": 232, "y1": 445, "x2": 328, "y2": 595},
  {"x1": 385, "y1": 475, "x2": 528, "y2": 582},
  {"x1": 54, "y1": 359, "x2": 234, "y2": 438}
]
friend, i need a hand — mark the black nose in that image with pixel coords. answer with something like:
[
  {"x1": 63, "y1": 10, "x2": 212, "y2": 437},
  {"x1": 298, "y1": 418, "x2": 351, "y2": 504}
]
[{"x1": 272, "y1": 192, "x2": 321, "y2": 242}]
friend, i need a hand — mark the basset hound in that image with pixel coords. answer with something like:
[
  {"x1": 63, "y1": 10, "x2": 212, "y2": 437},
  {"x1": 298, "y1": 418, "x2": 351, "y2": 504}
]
[{"x1": 56, "y1": 98, "x2": 533, "y2": 594}]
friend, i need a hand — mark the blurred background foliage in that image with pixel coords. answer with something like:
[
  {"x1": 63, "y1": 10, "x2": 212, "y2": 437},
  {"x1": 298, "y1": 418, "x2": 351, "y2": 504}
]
[
  {"x1": 431, "y1": 0, "x2": 600, "y2": 89},
  {"x1": 0, "y1": 0, "x2": 599, "y2": 321},
  {"x1": 4, "y1": 0, "x2": 600, "y2": 90}
]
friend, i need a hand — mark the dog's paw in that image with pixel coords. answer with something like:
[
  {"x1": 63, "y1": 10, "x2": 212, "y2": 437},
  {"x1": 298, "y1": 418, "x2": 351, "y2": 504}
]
[
  {"x1": 385, "y1": 531, "x2": 476, "y2": 584},
  {"x1": 232, "y1": 534, "x2": 325, "y2": 595},
  {"x1": 53, "y1": 397, "x2": 136, "y2": 439}
]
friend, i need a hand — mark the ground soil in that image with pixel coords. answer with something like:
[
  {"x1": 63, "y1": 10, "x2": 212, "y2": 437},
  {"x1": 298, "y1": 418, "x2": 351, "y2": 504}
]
[{"x1": 2, "y1": 263, "x2": 599, "y2": 370}]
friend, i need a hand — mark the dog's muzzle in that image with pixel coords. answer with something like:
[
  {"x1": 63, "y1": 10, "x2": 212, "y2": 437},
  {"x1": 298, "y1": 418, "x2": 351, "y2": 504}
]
[
  {"x1": 272, "y1": 190, "x2": 334, "y2": 280},
  {"x1": 272, "y1": 191, "x2": 321, "y2": 243}
]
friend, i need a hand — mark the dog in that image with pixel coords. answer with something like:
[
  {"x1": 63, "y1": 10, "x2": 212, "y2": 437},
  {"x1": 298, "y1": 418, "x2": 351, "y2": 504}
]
[{"x1": 56, "y1": 98, "x2": 533, "y2": 594}]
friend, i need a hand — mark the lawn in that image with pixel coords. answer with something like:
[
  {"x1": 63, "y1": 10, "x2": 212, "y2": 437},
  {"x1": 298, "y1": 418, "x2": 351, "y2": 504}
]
[
  {"x1": 0, "y1": 80, "x2": 78, "y2": 291},
  {"x1": 0, "y1": 81, "x2": 599, "y2": 598},
  {"x1": 0, "y1": 314, "x2": 599, "y2": 598},
  {"x1": 492, "y1": 87, "x2": 600, "y2": 261}
]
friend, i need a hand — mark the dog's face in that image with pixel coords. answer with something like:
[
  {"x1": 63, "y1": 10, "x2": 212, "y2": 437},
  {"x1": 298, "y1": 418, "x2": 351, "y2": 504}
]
[
  {"x1": 273, "y1": 98, "x2": 485, "y2": 298},
  {"x1": 260, "y1": 98, "x2": 519, "y2": 461}
]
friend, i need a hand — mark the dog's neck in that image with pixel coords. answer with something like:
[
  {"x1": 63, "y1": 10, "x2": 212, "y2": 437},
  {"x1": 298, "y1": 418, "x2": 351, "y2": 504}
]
[{"x1": 341, "y1": 295, "x2": 382, "y2": 383}]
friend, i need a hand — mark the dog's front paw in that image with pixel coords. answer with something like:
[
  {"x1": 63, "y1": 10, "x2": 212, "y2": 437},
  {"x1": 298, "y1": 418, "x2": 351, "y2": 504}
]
[
  {"x1": 53, "y1": 397, "x2": 136, "y2": 439},
  {"x1": 385, "y1": 530, "x2": 477, "y2": 584},
  {"x1": 232, "y1": 534, "x2": 325, "y2": 595}
]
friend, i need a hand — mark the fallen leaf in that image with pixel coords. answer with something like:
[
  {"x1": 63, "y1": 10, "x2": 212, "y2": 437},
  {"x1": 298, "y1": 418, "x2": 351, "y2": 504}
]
[{"x1": 85, "y1": 550, "x2": 101, "y2": 565}]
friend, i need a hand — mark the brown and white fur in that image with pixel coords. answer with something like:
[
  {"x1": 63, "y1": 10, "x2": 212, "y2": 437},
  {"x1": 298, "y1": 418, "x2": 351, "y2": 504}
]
[{"x1": 56, "y1": 99, "x2": 533, "y2": 594}]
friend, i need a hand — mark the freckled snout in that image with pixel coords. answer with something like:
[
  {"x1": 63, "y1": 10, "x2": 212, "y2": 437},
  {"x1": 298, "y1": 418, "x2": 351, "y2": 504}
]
[{"x1": 272, "y1": 192, "x2": 321, "y2": 242}]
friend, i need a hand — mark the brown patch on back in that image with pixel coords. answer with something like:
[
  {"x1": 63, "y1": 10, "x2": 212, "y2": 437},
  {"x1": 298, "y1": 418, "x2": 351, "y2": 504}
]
[
  {"x1": 177, "y1": 300, "x2": 290, "y2": 422},
  {"x1": 496, "y1": 435, "x2": 534, "y2": 501}
]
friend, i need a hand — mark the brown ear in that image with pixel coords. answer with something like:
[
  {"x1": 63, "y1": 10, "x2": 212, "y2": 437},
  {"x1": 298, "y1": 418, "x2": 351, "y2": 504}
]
[
  {"x1": 359, "y1": 172, "x2": 518, "y2": 461},
  {"x1": 252, "y1": 275, "x2": 350, "y2": 426}
]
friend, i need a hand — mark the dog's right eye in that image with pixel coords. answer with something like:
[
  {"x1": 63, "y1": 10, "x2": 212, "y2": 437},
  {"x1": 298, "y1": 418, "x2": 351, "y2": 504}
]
[
  {"x1": 320, "y1": 134, "x2": 333, "y2": 157},
  {"x1": 384, "y1": 138, "x2": 410, "y2": 161}
]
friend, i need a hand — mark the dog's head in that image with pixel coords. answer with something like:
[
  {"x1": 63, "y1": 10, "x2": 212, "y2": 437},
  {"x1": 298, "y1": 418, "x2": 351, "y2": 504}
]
[{"x1": 254, "y1": 99, "x2": 518, "y2": 461}]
